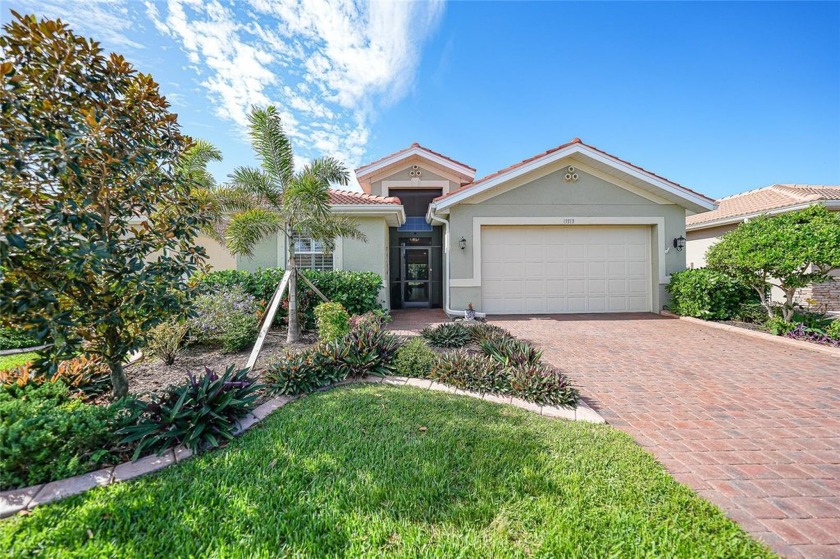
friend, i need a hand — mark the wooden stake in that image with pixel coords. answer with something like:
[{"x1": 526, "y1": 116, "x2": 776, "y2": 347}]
[
  {"x1": 245, "y1": 270, "x2": 291, "y2": 371},
  {"x1": 298, "y1": 273, "x2": 329, "y2": 303}
]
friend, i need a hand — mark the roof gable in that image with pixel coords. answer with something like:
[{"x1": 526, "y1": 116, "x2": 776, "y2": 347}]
[
  {"x1": 431, "y1": 139, "x2": 714, "y2": 213},
  {"x1": 355, "y1": 143, "x2": 475, "y2": 189}
]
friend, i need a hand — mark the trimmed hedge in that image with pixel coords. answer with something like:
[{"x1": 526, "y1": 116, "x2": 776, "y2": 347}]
[
  {"x1": 194, "y1": 269, "x2": 383, "y2": 328},
  {"x1": 0, "y1": 328, "x2": 40, "y2": 351},
  {"x1": 666, "y1": 268, "x2": 758, "y2": 320}
]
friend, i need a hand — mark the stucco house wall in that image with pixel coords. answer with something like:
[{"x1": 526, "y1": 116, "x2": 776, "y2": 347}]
[{"x1": 445, "y1": 165, "x2": 687, "y2": 312}]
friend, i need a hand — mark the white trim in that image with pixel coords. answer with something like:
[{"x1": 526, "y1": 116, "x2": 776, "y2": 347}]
[
  {"x1": 686, "y1": 200, "x2": 840, "y2": 231},
  {"x1": 356, "y1": 146, "x2": 475, "y2": 179},
  {"x1": 434, "y1": 143, "x2": 714, "y2": 212},
  {"x1": 383, "y1": 179, "x2": 449, "y2": 198},
  {"x1": 330, "y1": 204, "x2": 406, "y2": 227},
  {"x1": 449, "y1": 216, "x2": 668, "y2": 288}
]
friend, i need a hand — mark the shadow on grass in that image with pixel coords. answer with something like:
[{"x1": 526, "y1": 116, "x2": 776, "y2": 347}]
[{"x1": 1, "y1": 385, "x2": 776, "y2": 558}]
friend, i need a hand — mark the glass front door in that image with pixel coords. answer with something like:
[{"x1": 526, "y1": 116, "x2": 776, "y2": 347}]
[{"x1": 402, "y1": 247, "x2": 430, "y2": 307}]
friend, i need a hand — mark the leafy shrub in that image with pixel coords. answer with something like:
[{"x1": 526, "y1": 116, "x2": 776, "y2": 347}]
[
  {"x1": 507, "y1": 364, "x2": 579, "y2": 407},
  {"x1": 0, "y1": 382, "x2": 131, "y2": 490},
  {"x1": 314, "y1": 302, "x2": 350, "y2": 343},
  {"x1": 786, "y1": 323, "x2": 840, "y2": 348},
  {"x1": 195, "y1": 269, "x2": 383, "y2": 328},
  {"x1": 790, "y1": 310, "x2": 834, "y2": 333},
  {"x1": 828, "y1": 320, "x2": 840, "y2": 340},
  {"x1": 667, "y1": 268, "x2": 757, "y2": 320},
  {"x1": 430, "y1": 351, "x2": 508, "y2": 394},
  {"x1": 0, "y1": 328, "x2": 41, "y2": 351},
  {"x1": 766, "y1": 316, "x2": 796, "y2": 335},
  {"x1": 393, "y1": 337, "x2": 438, "y2": 378},
  {"x1": 0, "y1": 355, "x2": 110, "y2": 397},
  {"x1": 422, "y1": 322, "x2": 472, "y2": 348},
  {"x1": 467, "y1": 323, "x2": 512, "y2": 344},
  {"x1": 480, "y1": 336, "x2": 542, "y2": 368},
  {"x1": 119, "y1": 366, "x2": 261, "y2": 459},
  {"x1": 189, "y1": 286, "x2": 260, "y2": 353},
  {"x1": 264, "y1": 348, "x2": 344, "y2": 396},
  {"x1": 735, "y1": 302, "x2": 770, "y2": 324},
  {"x1": 145, "y1": 321, "x2": 190, "y2": 365}
]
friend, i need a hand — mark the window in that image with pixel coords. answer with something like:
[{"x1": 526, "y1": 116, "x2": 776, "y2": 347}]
[{"x1": 292, "y1": 234, "x2": 334, "y2": 271}]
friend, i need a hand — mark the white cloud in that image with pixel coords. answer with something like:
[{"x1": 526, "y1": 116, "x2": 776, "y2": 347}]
[
  {"x1": 147, "y1": 0, "x2": 445, "y2": 168},
  {"x1": 9, "y1": 0, "x2": 143, "y2": 48}
]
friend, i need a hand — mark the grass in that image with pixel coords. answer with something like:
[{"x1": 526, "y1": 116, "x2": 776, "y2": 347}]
[
  {"x1": 0, "y1": 352, "x2": 36, "y2": 372},
  {"x1": 0, "y1": 385, "x2": 775, "y2": 558}
]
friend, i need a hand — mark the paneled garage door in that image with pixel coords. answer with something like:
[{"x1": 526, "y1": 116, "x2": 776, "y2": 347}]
[{"x1": 481, "y1": 226, "x2": 651, "y2": 314}]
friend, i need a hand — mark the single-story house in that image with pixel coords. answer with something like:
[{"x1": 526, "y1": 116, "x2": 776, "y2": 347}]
[
  {"x1": 198, "y1": 139, "x2": 716, "y2": 315},
  {"x1": 686, "y1": 184, "x2": 840, "y2": 311}
]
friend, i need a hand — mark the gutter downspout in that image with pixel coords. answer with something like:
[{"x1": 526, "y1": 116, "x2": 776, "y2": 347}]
[{"x1": 428, "y1": 206, "x2": 487, "y2": 319}]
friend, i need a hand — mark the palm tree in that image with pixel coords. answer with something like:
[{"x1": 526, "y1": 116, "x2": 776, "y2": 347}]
[{"x1": 221, "y1": 106, "x2": 364, "y2": 342}]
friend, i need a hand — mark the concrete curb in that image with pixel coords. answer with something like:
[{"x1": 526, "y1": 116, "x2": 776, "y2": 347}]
[
  {"x1": 0, "y1": 376, "x2": 604, "y2": 519},
  {"x1": 660, "y1": 311, "x2": 840, "y2": 358}
]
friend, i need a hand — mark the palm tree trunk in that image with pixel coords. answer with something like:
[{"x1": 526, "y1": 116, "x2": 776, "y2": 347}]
[{"x1": 287, "y1": 235, "x2": 301, "y2": 343}]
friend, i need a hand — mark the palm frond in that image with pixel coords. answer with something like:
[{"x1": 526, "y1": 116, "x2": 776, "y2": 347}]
[
  {"x1": 299, "y1": 157, "x2": 350, "y2": 187},
  {"x1": 225, "y1": 209, "x2": 284, "y2": 257},
  {"x1": 228, "y1": 166, "x2": 280, "y2": 207},
  {"x1": 179, "y1": 139, "x2": 223, "y2": 190},
  {"x1": 248, "y1": 106, "x2": 294, "y2": 189}
]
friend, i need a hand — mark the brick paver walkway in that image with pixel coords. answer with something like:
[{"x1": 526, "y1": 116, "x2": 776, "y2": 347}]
[{"x1": 487, "y1": 313, "x2": 840, "y2": 559}]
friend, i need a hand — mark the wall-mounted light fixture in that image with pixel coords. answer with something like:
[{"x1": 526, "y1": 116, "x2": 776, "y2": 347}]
[
  {"x1": 673, "y1": 236, "x2": 686, "y2": 252},
  {"x1": 459, "y1": 237, "x2": 467, "y2": 250}
]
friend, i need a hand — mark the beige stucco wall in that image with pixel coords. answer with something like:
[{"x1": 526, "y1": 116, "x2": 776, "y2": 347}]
[
  {"x1": 446, "y1": 166, "x2": 688, "y2": 313},
  {"x1": 370, "y1": 165, "x2": 459, "y2": 198},
  {"x1": 238, "y1": 233, "x2": 279, "y2": 272},
  {"x1": 337, "y1": 216, "x2": 390, "y2": 308},
  {"x1": 685, "y1": 224, "x2": 736, "y2": 269},
  {"x1": 194, "y1": 234, "x2": 237, "y2": 271}
]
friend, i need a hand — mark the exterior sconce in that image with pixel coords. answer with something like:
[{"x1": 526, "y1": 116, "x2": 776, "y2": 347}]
[
  {"x1": 459, "y1": 237, "x2": 467, "y2": 250},
  {"x1": 673, "y1": 236, "x2": 686, "y2": 252}
]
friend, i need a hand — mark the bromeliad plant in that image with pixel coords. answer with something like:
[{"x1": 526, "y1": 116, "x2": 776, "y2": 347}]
[
  {"x1": 119, "y1": 366, "x2": 261, "y2": 459},
  {"x1": 421, "y1": 322, "x2": 472, "y2": 348},
  {"x1": 480, "y1": 336, "x2": 543, "y2": 368}
]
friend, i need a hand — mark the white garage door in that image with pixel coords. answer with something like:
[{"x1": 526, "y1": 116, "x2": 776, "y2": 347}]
[{"x1": 481, "y1": 226, "x2": 651, "y2": 314}]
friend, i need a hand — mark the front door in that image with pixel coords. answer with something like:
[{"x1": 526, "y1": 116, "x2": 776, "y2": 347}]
[{"x1": 402, "y1": 247, "x2": 431, "y2": 307}]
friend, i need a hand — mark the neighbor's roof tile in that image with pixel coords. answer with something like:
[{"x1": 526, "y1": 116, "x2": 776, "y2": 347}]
[{"x1": 686, "y1": 184, "x2": 840, "y2": 226}]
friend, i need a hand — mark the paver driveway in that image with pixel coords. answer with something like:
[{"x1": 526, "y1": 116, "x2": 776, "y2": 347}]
[{"x1": 487, "y1": 313, "x2": 840, "y2": 559}]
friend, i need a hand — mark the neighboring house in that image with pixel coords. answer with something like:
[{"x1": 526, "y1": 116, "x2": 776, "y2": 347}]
[
  {"x1": 197, "y1": 139, "x2": 715, "y2": 315},
  {"x1": 686, "y1": 184, "x2": 840, "y2": 311}
]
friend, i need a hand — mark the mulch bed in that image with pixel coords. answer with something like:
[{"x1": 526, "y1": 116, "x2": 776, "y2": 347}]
[{"x1": 126, "y1": 328, "x2": 317, "y2": 398}]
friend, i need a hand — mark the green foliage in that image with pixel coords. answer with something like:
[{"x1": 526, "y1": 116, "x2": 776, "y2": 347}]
[
  {"x1": 0, "y1": 352, "x2": 35, "y2": 374},
  {"x1": 118, "y1": 366, "x2": 260, "y2": 459},
  {"x1": 195, "y1": 268, "x2": 383, "y2": 329},
  {"x1": 467, "y1": 323, "x2": 512, "y2": 344},
  {"x1": 480, "y1": 336, "x2": 543, "y2": 368},
  {"x1": 0, "y1": 354, "x2": 110, "y2": 397},
  {"x1": 264, "y1": 318, "x2": 401, "y2": 395},
  {"x1": 430, "y1": 351, "x2": 508, "y2": 394},
  {"x1": 189, "y1": 286, "x2": 259, "y2": 353},
  {"x1": 422, "y1": 322, "x2": 472, "y2": 348},
  {"x1": 145, "y1": 321, "x2": 189, "y2": 365},
  {"x1": 264, "y1": 348, "x2": 343, "y2": 396},
  {"x1": 735, "y1": 302, "x2": 770, "y2": 324},
  {"x1": 507, "y1": 364, "x2": 579, "y2": 407},
  {"x1": 0, "y1": 382, "x2": 131, "y2": 490},
  {"x1": 667, "y1": 268, "x2": 757, "y2": 320},
  {"x1": 393, "y1": 337, "x2": 438, "y2": 378},
  {"x1": 827, "y1": 320, "x2": 840, "y2": 340},
  {"x1": 0, "y1": 14, "x2": 212, "y2": 397},
  {"x1": 0, "y1": 327, "x2": 41, "y2": 351},
  {"x1": 766, "y1": 316, "x2": 796, "y2": 336},
  {"x1": 707, "y1": 205, "x2": 840, "y2": 321},
  {"x1": 314, "y1": 302, "x2": 350, "y2": 343}
]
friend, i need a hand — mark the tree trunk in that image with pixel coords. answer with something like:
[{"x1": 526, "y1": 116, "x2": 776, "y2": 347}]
[
  {"x1": 287, "y1": 248, "x2": 301, "y2": 344},
  {"x1": 782, "y1": 288, "x2": 797, "y2": 322},
  {"x1": 109, "y1": 359, "x2": 128, "y2": 399},
  {"x1": 755, "y1": 286, "x2": 774, "y2": 319}
]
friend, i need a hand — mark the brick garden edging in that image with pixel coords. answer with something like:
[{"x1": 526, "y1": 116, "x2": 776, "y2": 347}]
[
  {"x1": 0, "y1": 376, "x2": 603, "y2": 519},
  {"x1": 660, "y1": 311, "x2": 840, "y2": 358}
]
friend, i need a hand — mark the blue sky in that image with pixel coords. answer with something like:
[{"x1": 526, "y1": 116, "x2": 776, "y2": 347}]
[{"x1": 3, "y1": 1, "x2": 839, "y2": 199}]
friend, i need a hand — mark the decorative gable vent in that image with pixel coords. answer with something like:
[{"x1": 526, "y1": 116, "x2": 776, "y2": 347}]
[{"x1": 563, "y1": 165, "x2": 579, "y2": 182}]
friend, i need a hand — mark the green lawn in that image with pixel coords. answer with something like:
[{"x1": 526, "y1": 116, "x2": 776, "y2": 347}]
[
  {"x1": 0, "y1": 352, "x2": 36, "y2": 372},
  {"x1": 0, "y1": 385, "x2": 774, "y2": 558}
]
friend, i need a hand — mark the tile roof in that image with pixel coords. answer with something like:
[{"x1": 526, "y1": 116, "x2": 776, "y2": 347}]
[
  {"x1": 686, "y1": 184, "x2": 840, "y2": 227},
  {"x1": 328, "y1": 189, "x2": 401, "y2": 205},
  {"x1": 355, "y1": 142, "x2": 476, "y2": 176},
  {"x1": 433, "y1": 138, "x2": 713, "y2": 204}
]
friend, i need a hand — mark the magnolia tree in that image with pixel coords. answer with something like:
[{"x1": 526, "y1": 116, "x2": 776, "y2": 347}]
[
  {"x1": 706, "y1": 205, "x2": 840, "y2": 321},
  {"x1": 0, "y1": 13, "x2": 211, "y2": 397}
]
